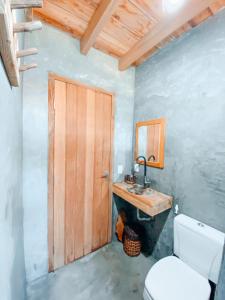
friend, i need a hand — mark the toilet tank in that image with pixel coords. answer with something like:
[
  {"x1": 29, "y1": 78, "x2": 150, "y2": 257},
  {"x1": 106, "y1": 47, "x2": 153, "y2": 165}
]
[{"x1": 174, "y1": 214, "x2": 225, "y2": 283}]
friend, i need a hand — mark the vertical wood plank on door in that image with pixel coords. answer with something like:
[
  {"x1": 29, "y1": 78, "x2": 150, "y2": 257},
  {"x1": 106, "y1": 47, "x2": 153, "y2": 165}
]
[
  {"x1": 49, "y1": 74, "x2": 114, "y2": 271},
  {"x1": 65, "y1": 83, "x2": 77, "y2": 264},
  {"x1": 108, "y1": 95, "x2": 114, "y2": 243},
  {"x1": 84, "y1": 89, "x2": 95, "y2": 255},
  {"x1": 74, "y1": 86, "x2": 87, "y2": 259},
  {"x1": 92, "y1": 92, "x2": 104, "y2": 251},
  {"x1": 48, "y1": 77, "x2": 55, "y2": 272},
  {"x1": 100, "y1": 93, "x2": 112, "y2": 246},
  {"x1": 53, "y1": 80, "x2": 66, "y2": 269}
]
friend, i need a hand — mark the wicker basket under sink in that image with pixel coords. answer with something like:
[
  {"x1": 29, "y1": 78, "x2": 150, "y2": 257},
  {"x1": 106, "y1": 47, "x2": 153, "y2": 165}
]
[{"x1": 123, "y1": 224, "x2": 142, "y2": 257}]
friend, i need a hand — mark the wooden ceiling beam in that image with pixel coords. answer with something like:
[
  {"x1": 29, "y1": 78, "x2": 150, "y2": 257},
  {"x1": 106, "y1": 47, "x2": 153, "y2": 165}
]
[
  {"x1": 119, "y1": 0, "x2": 216, "y2": 70},
  {"x1": 80, "y1": 0, "x2": 120, "y2": 55}
]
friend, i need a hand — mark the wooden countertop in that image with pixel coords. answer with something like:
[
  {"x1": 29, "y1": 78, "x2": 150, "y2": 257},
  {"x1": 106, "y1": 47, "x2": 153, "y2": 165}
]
[{"x1": 112, "y1": 182, "x2": 173, "y2": 217}]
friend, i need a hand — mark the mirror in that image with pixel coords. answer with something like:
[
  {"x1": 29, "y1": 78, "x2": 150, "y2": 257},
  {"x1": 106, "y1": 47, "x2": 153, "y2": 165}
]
[{"x1": 135, "y1": 118, "x2": 165, "y2": 168}]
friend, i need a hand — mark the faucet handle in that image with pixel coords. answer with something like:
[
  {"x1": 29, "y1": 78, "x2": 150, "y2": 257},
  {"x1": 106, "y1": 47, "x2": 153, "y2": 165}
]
[{"x1": 145, "y1": 176, "x2": 151, "y2": 184}]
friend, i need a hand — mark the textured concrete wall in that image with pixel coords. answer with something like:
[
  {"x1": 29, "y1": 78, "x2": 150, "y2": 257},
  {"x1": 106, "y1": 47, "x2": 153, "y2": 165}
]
[
  {"x1": 215, "y1": 244, "x2": 225, "y2": 300},
  {"x1": 23, "y1": 23, "x2": 135, "y2": 282},
  {"x1": 0, "y1": 13, "x2": 26, "y2": 300},
  {"x1": 134, "y1": 9, "x2": 225, "y2": 262}
]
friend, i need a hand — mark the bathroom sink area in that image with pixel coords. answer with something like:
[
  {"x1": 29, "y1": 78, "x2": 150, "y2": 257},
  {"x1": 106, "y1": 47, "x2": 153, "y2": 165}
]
[
  {"x1": 126, "y1": 184, "x2": 154, "y2": 195},
  {"x1": 113, "y1": 182, "x2": 173, "y2": 217}
]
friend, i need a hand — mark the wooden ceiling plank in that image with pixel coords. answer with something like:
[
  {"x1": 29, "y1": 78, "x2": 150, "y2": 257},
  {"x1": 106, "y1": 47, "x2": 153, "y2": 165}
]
[
  {"x1": 111, "y1": 1, "x2": 156, "y2": 40},
  {"x1": 80, "y1": 0, "x2": 120, "y2": 55},
  {"x1": 33, "y1": 0, "x2": 225, "y2": 68},
  {"x1": 128, "y1": 0, "x2": 158, "y2": 22},
  {"x1": 33, "y1": 1, "x2": 88, "y2": 39},
  {"x1": 44, "y1": 0, "x2": 96, "y2": 24},
  {"x1": 119, "y1": 0, "x2": 216, "y2": 70}
]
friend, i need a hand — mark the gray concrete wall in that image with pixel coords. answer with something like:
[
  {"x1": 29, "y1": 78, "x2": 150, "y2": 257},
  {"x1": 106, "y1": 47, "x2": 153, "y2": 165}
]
[
  {"x1": 215, "y1": 244, "x2": 225, "y2": 300},
  {"x1": 0, "y1": 13, "x2": 26, "y2": 300},
  {"x1": 23, "y1": 23, "x2": 135, "y2": 282},
  {"x1": 134, "y1": 7, "x2": 225, "y2": 269}
]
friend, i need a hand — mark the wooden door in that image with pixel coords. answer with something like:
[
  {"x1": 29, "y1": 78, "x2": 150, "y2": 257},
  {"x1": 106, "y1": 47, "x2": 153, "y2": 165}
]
[{"x1": 48, "y1": 74, "x2": 114, "y2": 271}]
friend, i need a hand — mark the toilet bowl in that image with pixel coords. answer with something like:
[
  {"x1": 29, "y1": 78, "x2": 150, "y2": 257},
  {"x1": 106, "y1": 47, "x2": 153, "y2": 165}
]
[
  {"x1": 143, "y1": 214, "x2": 225, "y2": 300},
  {"x1": 143, "y1": 256, "x2": 211, "y2": 300}
]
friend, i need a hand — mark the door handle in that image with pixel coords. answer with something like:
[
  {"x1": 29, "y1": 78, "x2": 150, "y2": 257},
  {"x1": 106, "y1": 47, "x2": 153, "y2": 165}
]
[{"x1": 101, "y1": 171, "x2": 109, "y2": 179}]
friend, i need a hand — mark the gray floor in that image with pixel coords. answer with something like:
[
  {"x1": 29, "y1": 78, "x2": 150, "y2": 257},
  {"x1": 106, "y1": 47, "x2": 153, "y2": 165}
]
[{"x1": 27, "y1": 242, "x2": 156, "y2": 300}]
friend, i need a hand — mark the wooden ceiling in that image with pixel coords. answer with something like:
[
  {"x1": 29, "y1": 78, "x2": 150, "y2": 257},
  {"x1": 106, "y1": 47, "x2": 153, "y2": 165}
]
[{"x1": 33, "y1": 0, "x2": 225, "y2": 70}]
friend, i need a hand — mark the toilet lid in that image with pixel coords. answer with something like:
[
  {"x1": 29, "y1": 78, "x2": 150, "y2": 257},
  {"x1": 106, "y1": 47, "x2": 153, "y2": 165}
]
[{"x1": 145, "y1": 256, "x2": 211, "y2": 300}]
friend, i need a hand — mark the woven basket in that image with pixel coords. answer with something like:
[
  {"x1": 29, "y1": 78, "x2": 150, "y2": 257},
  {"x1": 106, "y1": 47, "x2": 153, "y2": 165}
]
[{"x1": 123, "y1": 225, "x2": 141, "y2": 257}]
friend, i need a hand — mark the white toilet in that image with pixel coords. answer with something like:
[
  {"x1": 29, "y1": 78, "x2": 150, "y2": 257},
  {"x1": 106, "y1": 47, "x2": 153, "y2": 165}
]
[{"x1": 143, "y1": 214, "x2": 225, "y2": 300}]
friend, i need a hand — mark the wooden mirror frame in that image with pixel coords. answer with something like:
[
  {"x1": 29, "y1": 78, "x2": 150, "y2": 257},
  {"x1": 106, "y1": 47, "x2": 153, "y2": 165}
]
[{"x1": 135, "y1": 118, "x2": 166, "y2": 169}]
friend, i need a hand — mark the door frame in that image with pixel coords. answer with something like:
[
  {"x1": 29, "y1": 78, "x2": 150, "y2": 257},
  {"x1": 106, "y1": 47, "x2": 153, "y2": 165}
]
[{"x1": 48, "y1": 72, "x2": 115, "y2": 272}]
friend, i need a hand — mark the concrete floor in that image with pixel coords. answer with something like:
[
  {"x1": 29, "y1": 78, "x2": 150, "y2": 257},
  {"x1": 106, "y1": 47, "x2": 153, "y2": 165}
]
[{"x1": 27, "y1": 242, "x2": 156, "y2": 300}]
